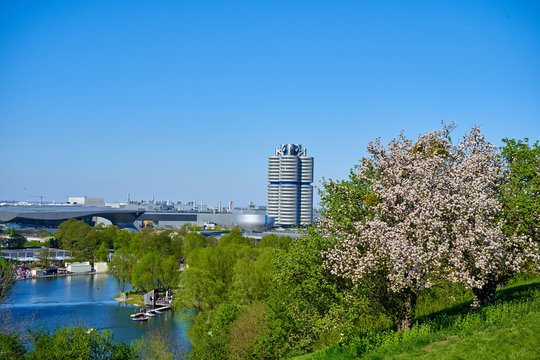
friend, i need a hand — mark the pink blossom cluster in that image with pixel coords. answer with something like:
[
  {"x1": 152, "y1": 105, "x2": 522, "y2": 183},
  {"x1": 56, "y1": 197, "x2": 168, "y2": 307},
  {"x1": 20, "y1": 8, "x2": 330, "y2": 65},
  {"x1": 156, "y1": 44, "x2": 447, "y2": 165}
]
[{"x1": 323, "y1": 125, "x2": 537, "y2": 293}]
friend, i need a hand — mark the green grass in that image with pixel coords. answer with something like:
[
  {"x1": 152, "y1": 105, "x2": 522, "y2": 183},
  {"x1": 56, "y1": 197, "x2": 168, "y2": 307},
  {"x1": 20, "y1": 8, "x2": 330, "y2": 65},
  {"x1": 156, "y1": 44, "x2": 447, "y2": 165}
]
[
  {"x1": 294, "y1": 279, "x2": 540, "y2": 360},
  {"x1": 114, "y1": 291, "x2": 144, "y2": 307}
]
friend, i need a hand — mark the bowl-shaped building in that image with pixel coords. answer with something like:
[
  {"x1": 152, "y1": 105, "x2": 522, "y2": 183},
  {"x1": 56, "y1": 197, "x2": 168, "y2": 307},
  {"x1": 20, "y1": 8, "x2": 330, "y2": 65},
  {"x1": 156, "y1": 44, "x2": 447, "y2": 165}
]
[{"x1": 235, "y1": 214, "x2": 275, "y2": 231}]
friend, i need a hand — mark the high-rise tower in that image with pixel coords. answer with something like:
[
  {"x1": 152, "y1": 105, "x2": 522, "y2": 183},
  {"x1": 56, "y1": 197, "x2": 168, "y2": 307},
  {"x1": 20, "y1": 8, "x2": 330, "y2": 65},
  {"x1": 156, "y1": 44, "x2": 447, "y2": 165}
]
[{"x1": 267, "y1": 144, "x2": 313, "y2": 226}]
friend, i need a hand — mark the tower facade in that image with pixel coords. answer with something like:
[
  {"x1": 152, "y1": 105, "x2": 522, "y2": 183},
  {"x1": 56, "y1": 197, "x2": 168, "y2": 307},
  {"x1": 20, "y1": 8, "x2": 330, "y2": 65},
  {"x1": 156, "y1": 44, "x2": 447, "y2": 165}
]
[{"x1": 267, "y1": 144, "x2": 313, "y2": 226}]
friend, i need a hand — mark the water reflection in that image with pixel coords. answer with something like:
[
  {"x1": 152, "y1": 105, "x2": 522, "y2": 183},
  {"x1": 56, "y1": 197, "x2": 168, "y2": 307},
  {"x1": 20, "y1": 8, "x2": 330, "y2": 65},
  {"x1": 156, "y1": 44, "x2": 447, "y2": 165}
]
[{"x1": 7, "y1": 275, "x2": 189, "y2": 347}]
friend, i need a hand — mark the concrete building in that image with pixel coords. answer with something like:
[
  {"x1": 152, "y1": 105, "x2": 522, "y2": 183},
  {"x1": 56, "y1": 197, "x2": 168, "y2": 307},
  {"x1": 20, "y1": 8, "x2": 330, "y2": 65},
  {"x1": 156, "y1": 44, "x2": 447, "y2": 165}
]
[
  {"x1": 267, "y1": 144, "x2": 314, "y2": 226},
  {"x1": 68, "y1": 197, "x2": 104, "y2": 206}
]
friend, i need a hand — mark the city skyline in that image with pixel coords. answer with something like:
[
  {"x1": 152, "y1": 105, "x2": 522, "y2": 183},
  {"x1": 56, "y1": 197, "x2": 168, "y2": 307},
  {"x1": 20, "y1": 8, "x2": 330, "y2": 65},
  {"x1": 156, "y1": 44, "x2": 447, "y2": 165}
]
[{"x1": 1, "y1": 1, "x2": 539, "y2": 206}]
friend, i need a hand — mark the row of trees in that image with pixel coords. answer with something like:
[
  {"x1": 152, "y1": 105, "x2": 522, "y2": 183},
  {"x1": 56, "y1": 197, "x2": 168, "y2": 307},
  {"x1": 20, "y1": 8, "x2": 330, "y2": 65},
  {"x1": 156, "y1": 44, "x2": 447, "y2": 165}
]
[
  {"x1": 177, "y1": 126, "x2": 538, "y2": 359},
  {"x1": 108, "y1": 225, "x2": 212, "y2": 294}
]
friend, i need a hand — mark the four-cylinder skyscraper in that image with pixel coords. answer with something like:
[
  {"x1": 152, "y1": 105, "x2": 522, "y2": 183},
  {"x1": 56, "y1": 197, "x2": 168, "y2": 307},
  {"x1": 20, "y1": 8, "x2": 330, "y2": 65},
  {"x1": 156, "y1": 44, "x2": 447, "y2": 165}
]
[{"x1": 267, "y1": 144, "x2": 313, "y2": 226}]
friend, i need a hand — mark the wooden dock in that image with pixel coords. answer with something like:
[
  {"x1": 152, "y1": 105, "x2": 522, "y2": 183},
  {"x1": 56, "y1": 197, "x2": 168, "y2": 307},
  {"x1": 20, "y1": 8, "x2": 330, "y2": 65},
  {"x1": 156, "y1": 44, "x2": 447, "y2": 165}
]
[{"x1": 130, "y1": 305, "x2": 171, "y2": 318}]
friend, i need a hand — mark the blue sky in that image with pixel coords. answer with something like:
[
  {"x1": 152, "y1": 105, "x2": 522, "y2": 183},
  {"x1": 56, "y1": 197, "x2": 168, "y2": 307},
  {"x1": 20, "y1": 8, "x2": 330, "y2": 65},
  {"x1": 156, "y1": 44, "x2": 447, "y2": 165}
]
[{"x1": 1, "y1": 0, "x2": 539, "y2": 206}]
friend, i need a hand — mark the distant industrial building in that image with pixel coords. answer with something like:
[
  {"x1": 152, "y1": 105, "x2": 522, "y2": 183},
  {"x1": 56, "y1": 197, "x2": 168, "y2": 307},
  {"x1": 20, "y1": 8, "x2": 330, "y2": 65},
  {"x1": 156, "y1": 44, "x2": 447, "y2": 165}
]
[
  {"x1": 134, "y1": 212, "x2": 236, "y2": 229},
  {"x1": 67, "y1": 196, "x2": 104, "y2": 206},
  {"x1": 0, "y1": 205, "x2": 143, "y2": 229},
  {"x1": 267, "y1": 144, "x2": 314, "y2": 226}
]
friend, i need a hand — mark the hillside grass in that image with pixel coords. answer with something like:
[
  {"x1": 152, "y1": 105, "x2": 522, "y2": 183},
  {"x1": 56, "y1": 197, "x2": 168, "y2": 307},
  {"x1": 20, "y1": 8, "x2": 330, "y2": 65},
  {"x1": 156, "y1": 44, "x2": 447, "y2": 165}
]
[{"x1": 294, "y1": 278, "x2": 540, "y2": 360}]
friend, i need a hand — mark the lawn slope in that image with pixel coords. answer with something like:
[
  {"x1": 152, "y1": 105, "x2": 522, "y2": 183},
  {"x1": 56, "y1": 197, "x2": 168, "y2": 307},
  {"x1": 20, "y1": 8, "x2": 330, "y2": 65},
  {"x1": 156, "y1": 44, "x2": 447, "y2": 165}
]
[{"x1": 295, "y1": 279, "x2": 539, "y2": 360}]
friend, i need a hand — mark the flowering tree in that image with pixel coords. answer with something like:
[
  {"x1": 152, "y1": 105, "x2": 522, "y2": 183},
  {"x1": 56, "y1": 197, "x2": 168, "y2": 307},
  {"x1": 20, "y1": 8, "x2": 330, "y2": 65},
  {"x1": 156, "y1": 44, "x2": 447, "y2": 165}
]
[{"x1": 323, "y1": 125, "x2": 537, "y2": 330}]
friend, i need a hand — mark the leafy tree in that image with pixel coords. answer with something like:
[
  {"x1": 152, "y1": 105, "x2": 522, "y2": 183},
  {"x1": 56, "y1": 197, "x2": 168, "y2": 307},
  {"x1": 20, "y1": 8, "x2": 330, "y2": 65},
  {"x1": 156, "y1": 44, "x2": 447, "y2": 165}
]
[
  {"x1": 0, "y1": 259, "x2": 14, "y2": 303},
  {"x1": 45, "y1": 237, "x2": 60, "y2": 249},
  {"x1": 132, "y1": 329, "x2": 185, "y2": 360},
  {"x1": 323, "y1": 126, "x2": 537, "y2": 330},
  {"x1": 54, "y1": 219, "x2": 92, "y2": 252},
  {"x1": 4, "y1": 229, "x2": 25, "y2": 249},
  {"x1": 252, "y1": 233, "x2": 371, "y2": 358},
  {"x1": 27, "y1": 326, "x2": 135, "y2": 359},
  {"x1": 131, "y1": 252, "x2": 162, "y2": 292},
  {"x1": 160, "y1": 255, "x2": 180, "y2": 292},
  {"x1": 176, "y1": 267, "x2": 224, "y2": 311},
  {"x1": 231, "y1": 248, "x2": 274, "y2": 304},
  {"x1": 258, "y1": 234, "x2": 293, "y2": 251},
  {"x1": 109, "y1": 247, "x2": 135, "y2": 293},
  {"x1": 170, "y1": 232, "x2": 184, "y2": 259},
  {"x1": 130, "y1": 228, "x2": 173, "y2": 258},
  {"x1": 218, "y1": 227, "x2": 252, "y2": 247},
  {"x1": 500, "y1": 138, "x2": 540, "y2": 245},
  {"x1": 93, "y1": 242, "x2": 109, "y2": 263},
  {"x1": 183, "y1": 232, "x2": 207, "y2": 258},
  {"x1": 0, "y1": 332, "x2": 26, "y2": 359},
  {"x1": 114, "y1": 230, "x2": 135, "y2": 250}
]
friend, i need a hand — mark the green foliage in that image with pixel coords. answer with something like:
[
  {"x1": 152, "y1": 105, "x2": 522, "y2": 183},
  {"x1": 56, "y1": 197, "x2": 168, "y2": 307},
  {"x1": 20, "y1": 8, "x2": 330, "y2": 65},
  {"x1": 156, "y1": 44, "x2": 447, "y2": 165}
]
[
  {"x1": 253, "y1": 232, "x2": 373, "y2": 358},
  {"x1": 27, "y1": 326, "x2": 136, "y2": 360},
  {"x1": 183, "y1": 232, "x2": 207, "y2": 257},
  {"x1": 23, "y1": 240, "x2": 44, "y2": 247},
  {"x1": 93, "y1": 242, "x2": 109, "y2": 262},
  {"x1": 218, "y1": 228, "x2": 253, "y2": 247},
  {"x1": 114, "y1": 230, "x2": 135, "y2": 250},
  {"x1": 319, "y1": 168, "x2": 373, "y2": 235},
  {"x1": 46, "y1": 237, "x2": 60, "y2": 248},
  {"x1": 500, "y1": 138, "x2": 540, "y2": 244},
  {"x1": 160, "y1": 255, "x2": 180, "y2": 291},
  {"x1": 294, "y1": 280, "x2": 540, "y2": 360},
  {"x1": 3, "y1": 229, "x2": 26, "y2": 249},
  {"x1": 0, "y1": 259, "x2": 15, "y2": 302},
  {"x1": 109, "y1": 247, "x2": 135, "y2": 293},
  {"x1": 177, "y1": 267, "x2": 224, "y2": 311},
  {"x1": 54, "y1": 220, "x2": 119, "y2": 261},
  {"x1": 130, "y1": 228, "x2": 174, "y2": 258},
  {"x1": 131, "y1": 251, "x2": 162, "y2": 292},
  {"x1": 231, "y1": 248, "x2": 274, "y2": 304},
  {"x1": 258, "y1": 234, "x2": 292, "y2": 251},
  {"x1": 54, "y1": 219, "x2": 92, "y2": 253},
  {"x1": 132, "y1": 329, "x2": 185, "y2": 360},
  {"x1": 227, "y1": 303, "x2": 266, "y2": 359},
  {"x1": 0, "y1": 332, "x2": 26, "y2": 359},
  {"x1": 188, "y1": 304, "x2": 241, "y2": 360}
]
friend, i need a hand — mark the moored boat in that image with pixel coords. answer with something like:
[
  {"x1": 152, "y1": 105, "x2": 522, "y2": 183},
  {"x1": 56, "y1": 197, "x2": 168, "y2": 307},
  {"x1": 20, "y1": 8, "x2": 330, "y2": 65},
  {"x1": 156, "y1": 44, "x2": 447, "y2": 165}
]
[{"x1": 131, "y1": 314, "x2": 148, "y2": 321}]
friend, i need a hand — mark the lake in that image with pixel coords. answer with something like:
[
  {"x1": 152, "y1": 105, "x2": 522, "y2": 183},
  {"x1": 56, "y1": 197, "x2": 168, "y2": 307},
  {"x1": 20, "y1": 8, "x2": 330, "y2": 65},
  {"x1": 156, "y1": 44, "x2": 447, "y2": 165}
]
[{"x1": 4, "y1": 274, "x2": 189, "y2": 348}]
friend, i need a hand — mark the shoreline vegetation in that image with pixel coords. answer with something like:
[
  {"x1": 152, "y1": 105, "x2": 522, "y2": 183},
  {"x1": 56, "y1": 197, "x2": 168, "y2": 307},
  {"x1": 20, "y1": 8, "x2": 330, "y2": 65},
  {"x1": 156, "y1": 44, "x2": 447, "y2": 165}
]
[{"x1": 1, "y1": 127, "x2": 538, "y2": 359}]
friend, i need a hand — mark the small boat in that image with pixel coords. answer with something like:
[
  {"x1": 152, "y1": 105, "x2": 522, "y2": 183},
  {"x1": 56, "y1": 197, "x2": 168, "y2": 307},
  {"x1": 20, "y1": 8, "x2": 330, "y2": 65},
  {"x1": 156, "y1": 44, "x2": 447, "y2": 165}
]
[
  {"x1": 154, "y1": 310, "x2": 163, "y2": 315},
  {"x1": 132, "y1": 314, "x2": 148, "y2": 322},
  {"x1": 144, "y1": 312, "x2": 155, "y2": 317}
]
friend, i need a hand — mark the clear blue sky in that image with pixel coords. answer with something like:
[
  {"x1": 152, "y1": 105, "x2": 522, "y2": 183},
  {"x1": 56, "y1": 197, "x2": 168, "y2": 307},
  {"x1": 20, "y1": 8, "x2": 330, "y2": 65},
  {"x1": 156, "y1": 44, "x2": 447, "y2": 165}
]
[{"x1": 1, "y1": 0, "x2": 538, "y2": 206}]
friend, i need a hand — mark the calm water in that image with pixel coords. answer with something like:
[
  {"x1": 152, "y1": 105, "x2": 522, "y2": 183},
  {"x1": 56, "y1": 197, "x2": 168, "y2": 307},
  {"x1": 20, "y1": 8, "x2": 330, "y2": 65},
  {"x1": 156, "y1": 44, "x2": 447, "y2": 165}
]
[{"x1": 6, "y1": 274, "x2": 189, "y2": 347}]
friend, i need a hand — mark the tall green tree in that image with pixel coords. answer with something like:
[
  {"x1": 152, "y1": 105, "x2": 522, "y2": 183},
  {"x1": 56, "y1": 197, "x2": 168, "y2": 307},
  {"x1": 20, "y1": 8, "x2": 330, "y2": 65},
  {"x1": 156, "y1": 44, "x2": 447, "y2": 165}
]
[
  {"x1": 159, "y1": 256, "x2": 180, "y2": 292},
  {"x1": 54, "y1": 219, "x2": 92, "y2": 252},
  {"x1": 500, "y1": 138, "x2": 540, "y2": 245},
  {"x1": 131, "y1": 252, "x2": 162, "y2": 292},
  {"x1": 109, "y1": 247, "x2": 135, "y2": 293},
  {"x1": 182, "y1": 232, "x2": 207, "y2": 258}
]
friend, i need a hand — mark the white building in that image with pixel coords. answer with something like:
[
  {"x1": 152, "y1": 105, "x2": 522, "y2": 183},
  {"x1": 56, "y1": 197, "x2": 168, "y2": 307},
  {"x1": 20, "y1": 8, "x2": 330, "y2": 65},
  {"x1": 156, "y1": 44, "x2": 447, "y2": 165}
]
[
  {"x1": 68, "y1": 196, "x2": 104, "y2": 206},
  {"x1": 267, "y1": 144, "x2": 314, "y2": 226}
]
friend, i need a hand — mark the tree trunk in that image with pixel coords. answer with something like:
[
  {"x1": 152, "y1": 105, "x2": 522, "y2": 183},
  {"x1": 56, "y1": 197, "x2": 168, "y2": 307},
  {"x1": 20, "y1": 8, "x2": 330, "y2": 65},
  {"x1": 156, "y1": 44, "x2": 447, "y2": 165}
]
[
  {"x1": 472, "y1": 279, "x2": 497, "y2": 308},
  {"x1": 396, "y1": 290, "x2": 417, "y2": 331}
]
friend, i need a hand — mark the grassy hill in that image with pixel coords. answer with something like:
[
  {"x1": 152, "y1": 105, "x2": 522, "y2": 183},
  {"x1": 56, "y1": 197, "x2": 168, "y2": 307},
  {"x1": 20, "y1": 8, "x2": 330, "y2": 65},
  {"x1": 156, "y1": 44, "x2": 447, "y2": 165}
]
[{"x1": 294, "y1": 278, "x2": 540, "y2": 360}]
